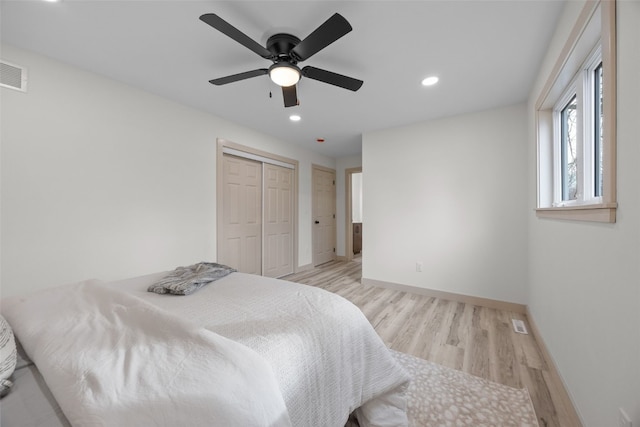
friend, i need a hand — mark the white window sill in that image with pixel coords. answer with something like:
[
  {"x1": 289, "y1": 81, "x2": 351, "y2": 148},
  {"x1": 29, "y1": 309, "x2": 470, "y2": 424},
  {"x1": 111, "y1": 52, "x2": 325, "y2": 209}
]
[{"x1": 536, "y1": 203, "x2": 617, "y2": 223}]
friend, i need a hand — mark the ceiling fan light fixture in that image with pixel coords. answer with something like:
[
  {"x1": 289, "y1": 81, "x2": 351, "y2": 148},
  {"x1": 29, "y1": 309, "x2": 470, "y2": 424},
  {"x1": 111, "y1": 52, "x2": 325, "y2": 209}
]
[{"x1": 269, "y1": 63, "x2": 301, "y2": 87}]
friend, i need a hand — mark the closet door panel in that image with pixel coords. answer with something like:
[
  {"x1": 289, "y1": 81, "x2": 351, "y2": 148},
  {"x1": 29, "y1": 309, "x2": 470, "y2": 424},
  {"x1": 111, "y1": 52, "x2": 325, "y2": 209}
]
[
  {"x1": 221, "y1": 155, "x2": 262, "y2": 275},
  {"x1": 263, "y1": 164, "x2": 294, "y2": 278}
]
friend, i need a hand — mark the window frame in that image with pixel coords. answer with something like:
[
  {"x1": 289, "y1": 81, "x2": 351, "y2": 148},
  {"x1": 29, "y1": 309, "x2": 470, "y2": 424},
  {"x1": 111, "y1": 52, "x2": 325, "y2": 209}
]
[{"x1": 535, "y1": 0, "x2": 616, "y2": 223}]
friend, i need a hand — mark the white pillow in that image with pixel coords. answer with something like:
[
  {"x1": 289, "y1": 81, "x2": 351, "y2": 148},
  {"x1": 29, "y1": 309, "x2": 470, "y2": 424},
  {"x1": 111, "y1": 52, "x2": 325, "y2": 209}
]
[{"x1": 0, "y1": 314, "x2": 17, "y2": 397}]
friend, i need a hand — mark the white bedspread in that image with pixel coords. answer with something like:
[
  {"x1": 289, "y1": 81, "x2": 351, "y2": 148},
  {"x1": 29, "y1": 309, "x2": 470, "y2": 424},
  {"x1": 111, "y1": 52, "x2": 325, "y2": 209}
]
[
  {"x1": 3, "y1": 272, "x2": 409, "y2": 427},
  {"x1": 108, "y1": 272, "x2": 410, "y2": 427},
  {"x1": 2, "y1": 280, "x2": 291, "y2": 427}
]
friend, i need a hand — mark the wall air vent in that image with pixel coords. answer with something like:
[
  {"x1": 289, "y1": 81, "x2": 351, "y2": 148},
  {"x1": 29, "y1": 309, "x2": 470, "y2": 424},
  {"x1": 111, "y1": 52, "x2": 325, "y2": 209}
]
[{"x1": 0, "y1": 60, "x2": 27, "y2": 92}]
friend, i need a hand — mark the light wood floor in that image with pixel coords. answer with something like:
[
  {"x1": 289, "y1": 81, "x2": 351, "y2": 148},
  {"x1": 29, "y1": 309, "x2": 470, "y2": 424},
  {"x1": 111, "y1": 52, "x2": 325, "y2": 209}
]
[{"x1": 284, "y1": 258, "x2": 580, "y2": 427}]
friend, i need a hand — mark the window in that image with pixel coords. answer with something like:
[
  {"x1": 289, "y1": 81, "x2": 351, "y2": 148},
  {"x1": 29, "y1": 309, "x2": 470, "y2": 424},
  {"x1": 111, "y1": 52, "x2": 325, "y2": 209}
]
[
  {"x1": 559, "y1": 94, "x2": 578, "y2": 202},
  {"x1": 535, "y1": 0, "x2": 616, "y2": 223},
  {"x1": 552, "y1": 49, "x2": 602, "y2": 207},
  {"x1": 594, "y1": 62, "x2": 603, "y2": 197}
]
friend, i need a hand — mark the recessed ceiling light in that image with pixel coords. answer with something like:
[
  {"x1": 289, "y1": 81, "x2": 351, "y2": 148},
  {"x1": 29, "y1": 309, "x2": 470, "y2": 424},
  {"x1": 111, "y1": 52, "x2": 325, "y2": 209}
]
[
  {"x1": 289, "y1": 115, "x2": 301, "y2": 122},
  {"x1": 43, "y1": 0, "x2": 60, "y2": 3},
  {"x1": 421, "y1": 76, "x2": 439, "y2": 86}
]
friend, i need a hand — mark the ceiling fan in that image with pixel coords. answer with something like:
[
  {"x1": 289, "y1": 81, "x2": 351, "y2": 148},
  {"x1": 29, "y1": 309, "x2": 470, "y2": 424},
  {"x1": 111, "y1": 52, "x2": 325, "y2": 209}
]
[{"x1": 199, "y1": 13, "x2": 363, "y2": 108}]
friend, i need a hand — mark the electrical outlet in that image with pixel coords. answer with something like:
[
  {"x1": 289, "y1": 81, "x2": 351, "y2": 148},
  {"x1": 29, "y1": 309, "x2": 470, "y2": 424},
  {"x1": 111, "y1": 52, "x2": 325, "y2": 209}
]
[
  {"x1": 415, "y1": 262, "x2": 423, "y2": 272},
  {"x1": 618, "y1": 408, "x2": 632, "y2": 427}
]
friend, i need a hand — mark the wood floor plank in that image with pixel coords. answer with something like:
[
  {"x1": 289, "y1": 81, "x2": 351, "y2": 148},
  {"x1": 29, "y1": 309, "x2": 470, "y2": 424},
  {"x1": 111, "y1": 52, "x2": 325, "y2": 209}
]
[
  {"x1": 414, "y1": 298, "x2": 450, "y2": 360},
  {"x1": 524, "y1": 367, "x2": 561, "y2": 427},
  {"x1": 445, "y1": 301, "x2": 465, "y2": 347},
  {"x1": 282, "y1": 258, "x2": 581, "y2": 427},
  {"x1": 390, "y1": 295, "x2": 437, "y2": 356},
  {"x1": 492, "y1": 310, "x2": 521, "y2": 388},
  {"x1": 464, "y1": 325, "x2": 490, "y2": 379},
  {"x1": 406, "y1": 297, "x2": 440, "y2": 357},
  {"x1": 372, "y1": 292, "x2": 417, "y2": 347}
]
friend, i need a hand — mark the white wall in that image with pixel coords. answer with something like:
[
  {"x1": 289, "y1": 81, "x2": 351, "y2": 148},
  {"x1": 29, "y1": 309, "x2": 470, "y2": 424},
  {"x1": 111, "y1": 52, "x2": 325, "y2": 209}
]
[
  {"x1": 362, "y1": 104, "x2": 528, "y2": 304},
  {"x1": 0, "y1": 44, "x2": 334, "y2": 297},
  {"x1": 526, "y1": 2, "x2": 640, "y2": 426}
]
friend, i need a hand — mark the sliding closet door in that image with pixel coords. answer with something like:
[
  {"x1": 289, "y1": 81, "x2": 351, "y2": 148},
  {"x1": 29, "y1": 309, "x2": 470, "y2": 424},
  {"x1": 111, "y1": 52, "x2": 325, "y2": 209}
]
[
  {"x1": 220, "y1": 155, "x2": 262, "y2": 275},
  {"x1": 263, "y1": 164, "x2": 294, "y2": 278}
]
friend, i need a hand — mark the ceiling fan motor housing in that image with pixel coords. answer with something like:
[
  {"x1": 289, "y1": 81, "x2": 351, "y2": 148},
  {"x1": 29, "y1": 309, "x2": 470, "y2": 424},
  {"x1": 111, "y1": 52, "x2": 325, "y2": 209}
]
[{"x1": 266, "y1": 33, "x2": 302, "y2": 63}]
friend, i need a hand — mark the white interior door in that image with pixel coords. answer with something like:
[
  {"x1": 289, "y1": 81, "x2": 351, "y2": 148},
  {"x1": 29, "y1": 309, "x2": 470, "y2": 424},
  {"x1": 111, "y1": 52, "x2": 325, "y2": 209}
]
[
  {"x1": 263, "y1": 163, "x2": 294, "y2": 278},
  {"x1": 313, "y1": 166, "x2": 336, "y2": 266},
  {"x1": 220, "y1": 154, "x2": 262, "y2": 274}
]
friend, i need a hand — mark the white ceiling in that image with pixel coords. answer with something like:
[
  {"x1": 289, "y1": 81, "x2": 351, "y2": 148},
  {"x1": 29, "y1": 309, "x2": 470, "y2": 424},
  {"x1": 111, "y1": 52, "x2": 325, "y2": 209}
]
[{"x1": 1, "y1": 0, "x2": 564, "y2": 158}]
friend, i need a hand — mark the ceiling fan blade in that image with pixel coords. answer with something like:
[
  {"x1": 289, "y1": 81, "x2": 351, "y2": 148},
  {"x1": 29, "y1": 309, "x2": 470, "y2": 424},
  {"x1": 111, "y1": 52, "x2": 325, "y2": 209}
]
[
  {"x1": 200, "y1": 14, "x2": 273, "y2": 59},
  {"x1": 290, "y1": 13, "x2": 352, "y2": 62},
  {"x1": 282, "y1": 85, "x2": 298, "y2": 107},
  {"x1": 209, "y1": 68, "x2": 268, "y2": 85},
  {"x1": 301, "y1": 66, "x2": 363, "y2": 91}
]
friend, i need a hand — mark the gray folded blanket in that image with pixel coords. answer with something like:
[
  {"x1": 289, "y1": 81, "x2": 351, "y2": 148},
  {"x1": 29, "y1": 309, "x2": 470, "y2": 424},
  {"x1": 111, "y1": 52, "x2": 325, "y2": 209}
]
[{"x1": 148, "y1": 262, "x2": 236, "y2": 296}]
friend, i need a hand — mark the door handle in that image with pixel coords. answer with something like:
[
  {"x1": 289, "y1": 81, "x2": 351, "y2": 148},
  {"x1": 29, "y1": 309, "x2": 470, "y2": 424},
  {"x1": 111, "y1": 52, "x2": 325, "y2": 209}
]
[{"x1": 315, "y1": 221, "x2": 320, "y2": 224}]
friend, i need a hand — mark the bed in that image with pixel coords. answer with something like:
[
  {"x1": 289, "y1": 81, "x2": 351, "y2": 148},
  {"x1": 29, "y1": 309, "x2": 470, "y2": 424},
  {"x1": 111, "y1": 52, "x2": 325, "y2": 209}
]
[{"x1": 0, "y1": 268, "x2": 410, "y2": 427}]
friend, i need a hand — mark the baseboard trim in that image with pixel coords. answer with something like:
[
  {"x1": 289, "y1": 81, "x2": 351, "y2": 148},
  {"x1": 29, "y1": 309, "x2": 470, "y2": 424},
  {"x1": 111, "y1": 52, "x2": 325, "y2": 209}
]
[
  {"x1": 361, "y1": 277, "x2": 526, "y2": 314},
  {"x1": 525, "y1": 308, "x2": 584, "y2": 427}
]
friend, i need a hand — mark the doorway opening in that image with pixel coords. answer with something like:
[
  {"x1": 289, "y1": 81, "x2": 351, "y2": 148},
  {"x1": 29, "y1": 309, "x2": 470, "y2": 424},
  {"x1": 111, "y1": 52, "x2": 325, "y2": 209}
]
[{"x1": 345, "y1": 167, "x2": 363, "y2": 262}]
